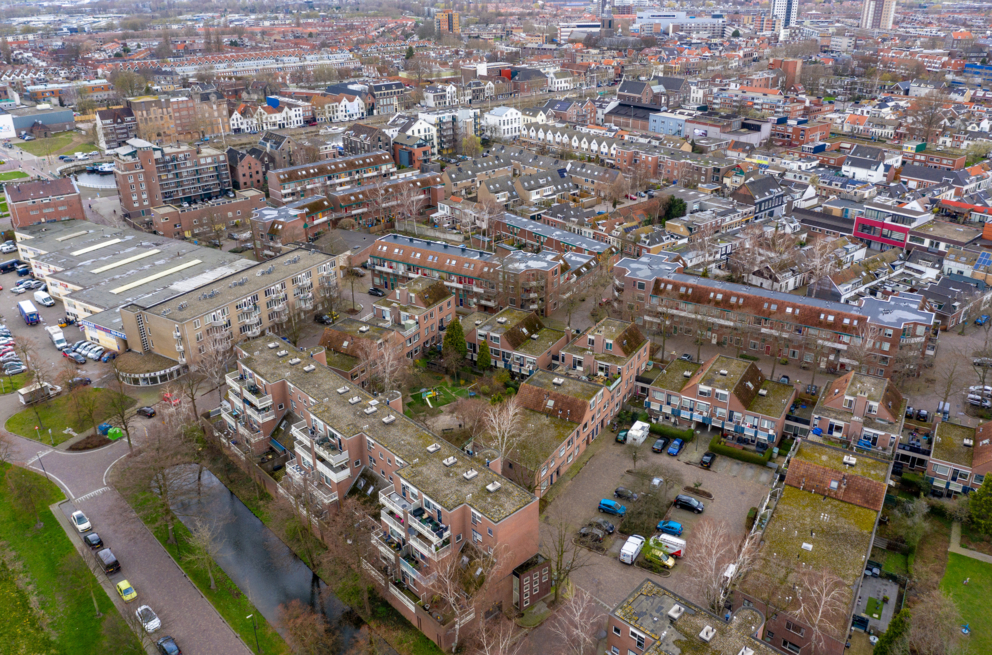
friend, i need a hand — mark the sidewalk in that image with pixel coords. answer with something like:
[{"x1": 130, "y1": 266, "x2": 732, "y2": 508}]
[{"x1": 949, "y1": 522, "x2": 992, "y2": 564}]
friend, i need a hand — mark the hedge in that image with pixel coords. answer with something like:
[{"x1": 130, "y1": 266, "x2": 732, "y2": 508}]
[
  {"x1": 739, "y1": 353, "x2": 759, "y2": 361},
  {"x1": 708, "y1": 433, "x2": 775, "y2": 466},
  {"x1": 649, "y1": 422, "x2": 694, "y2": 443},
  {"x1": 746, "y1": 507, "x2": 758, "y2": 531}
]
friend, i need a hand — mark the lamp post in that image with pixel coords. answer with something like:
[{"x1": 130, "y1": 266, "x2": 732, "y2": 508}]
[
  {"x1": 36, "y1": 451, "x2": 50, "y2": 481},
  {"x1": 246, "y1": 614, "x2": 261, "y2": 653}
]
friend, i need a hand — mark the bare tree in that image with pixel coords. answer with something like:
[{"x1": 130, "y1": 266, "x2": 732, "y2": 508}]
[
  {"x1": 472, "y1": 614, "x2": 523, "y2": 655},
  {"x1": 320, "y1": 495, "x2": 381, "y2": 618},
  {"x1": 7, "y1": 466, "x2": 49, "y2": 528},
  {"x1": 278, "y1": 598, "x2": 339, "y2": 655},
  {"x1": 803, "y1": 236, "x2": 840, "y2": 292},
  {"x1": 362, "y1": 338, "x2": 407, "y2": 393},
  {"x1": 908, "y1": 589, "x2": 962, "y2": 655},
  {"x1": 549, "y1": 589, "x2": 601, "y2": 655},
  {"x1": 59, "y1": 548, "x2": 103, "y2": 618},
  {"x1": 429, "y1": 544, "x2": 506, "y2": 652},
  {"x1": 795, "y1": 567, "x2": 848, "y2": 654},
  {"x1": 108, "y1": 362, "x2": 140, "y2": 449},
  {"x1": 396, "y1": 183, "x2": 426, "y2": 234},
  {"x1": 681, "y1": 519, "x2": 738, "y2": 612},
  {"x1": 183, "y1": 517, "x2": 225, "y2": 590},
  {"x1": 906, "y1": 90, "x2": 950, "y2": 145},
  {"x1": 846, "y1": 322, "x2": 881, "y2": 375},
  {"x1": 485, "y1": 395, "x2": 523, "y2": 462},
  {"x1": 452, "y1": 397, "x2": 490, "y2": 443},
  {"x1": 541, "y1": 503, "x2": 591, "y2": 605},
  {"x1": 0, "y1": 431, "x2": 12, "y2": 465}
]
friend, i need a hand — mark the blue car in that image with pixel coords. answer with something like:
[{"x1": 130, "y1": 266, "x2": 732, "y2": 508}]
[
  {"x1": 657, "y1": 520, "x2": 683, "y2": 536},
  {"x1": 977, "y1": 315, "x2": 990, "y2": 326},
  {"x1": 598, "y1": 499, "x2": 626, "y2": 517},
  {"x1": 667, "y1": 438, "x2": 684, "y2": 456}
]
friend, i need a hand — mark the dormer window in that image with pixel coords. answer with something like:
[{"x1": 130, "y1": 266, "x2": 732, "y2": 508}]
[{"x1": 843, "y1": 397, "x2": 854, "y2": 409}]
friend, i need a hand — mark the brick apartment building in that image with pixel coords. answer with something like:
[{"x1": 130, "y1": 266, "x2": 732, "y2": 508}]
[
  {"x1": 926, "y1": 421, "x2": 991, "y2": 497},
  {"x1": 770, "y1": 118, "x2": 831, "y2": 147},
  {"x1": 95, "y1": 107, "x2": 138, "y2": 150},
  {"x1": 120, "y1": 248, "x2": 339, "y2": 366},
  {"x1": 614, "y1": 253, "x2": 937, "y2": 379},
  {"x1": 221, "y1": 339, "x2": 538, "y2": 650},
  {"x1": 266, "y1": 151, "x2": 396, "y2": 204},
  {"x1": 113, "y1": 139, "x2": 233, "y2": 221},
  {"x1": 366, "y1": 277, "x2": 456, "y2": 359},
  {"x1": 148, "y1": 190, "x2": 267, "y2": 241},
  {"x1": 811, "y1": 371, "x2": 906, "y2": 454},
  {"x1": 493, "y1": 212, "x2": 614, "y2": 262},
  {"x1": 368, "y1": 234, "x2": 597, "y2": 317},
  {"x1": 318, "y1": 319, "x2": 405, "y2": 387},
  {"x1": 5, "y1": 179, "x2": 85, "y2": 228},
  {"x1": 559, "y1": 318, "x2": 650, "y2": 403},
  {"x1": 461, "y1": 308, "x2": 570, "y2": 377},
  {"x1": 646, "y1": 355, "x2": 796, "y2": 451},
  {"x1": 126, "y1": 95, "x2": 200, "y2": 144},
  {"x1": 226, "y1": 147, "x2": 265, "y2": 192}
]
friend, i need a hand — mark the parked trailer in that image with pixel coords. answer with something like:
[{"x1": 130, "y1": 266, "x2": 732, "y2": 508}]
[
  {"x1": 17, "y1": 300, "x2": 39, "y2": 325},
  {"x1": 17, "y1": 382, "x2": 61, "y2": 405}
]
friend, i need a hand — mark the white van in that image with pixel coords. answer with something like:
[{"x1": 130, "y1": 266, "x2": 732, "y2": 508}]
[
  {"x1": 654, "y1": 533, "x2": 687, "y2": 558},
  {"x1": 33, "y1": 290, "x2": 55, "y2": 307},
  {"x1": 619, "y1": 535, "x2": 646, "y2": 565}
]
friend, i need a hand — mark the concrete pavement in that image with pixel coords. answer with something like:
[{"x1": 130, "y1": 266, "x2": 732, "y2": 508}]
[{"x1": 950, "y1": 522, "x2": 992, "y2": 565}]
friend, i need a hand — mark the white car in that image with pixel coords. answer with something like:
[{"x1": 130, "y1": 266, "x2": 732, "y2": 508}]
[
  {"x1": 70, "y1": 510, "x2": 91, "y2": 533},
  {"x1": 0, "y1": 243, "x2": 16, "y2": 254},
  {"x1": 136, "y1": 605, "x2": 161, "y2": 632},
  {"x1": 969, "y1": 386, "x2": 992, "y2": 396}
]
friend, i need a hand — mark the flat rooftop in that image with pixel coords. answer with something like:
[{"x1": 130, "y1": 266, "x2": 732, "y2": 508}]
[
  {"x1": 525, "y1": 369, "x2": 603, "y2": 402},
  {"x1": 238, "y1": 339, "x2": 535, "y2": 522},
  {"x1": 748, "y1": 380, "x2": 795, "y2": 417},
  {"x1": 510, "y1": 409, "x2": 578, "y2": 469},
  {"x1": 791, "y1": 440, "x2": 890, "y2": 483},
  {"x1": 651, "y1": 360, "x2": 699, "y2": 393},
  {"x1": 933, "y1": 421, "x2": 975, "y2": 467}
]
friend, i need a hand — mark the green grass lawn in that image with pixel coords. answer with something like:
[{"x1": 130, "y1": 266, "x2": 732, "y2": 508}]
[
  {"x1": 880, "y1": 550, "x2": 910, "y2": 577},
  {"x1": 0, "y1": 170, "x2": 28, "y2": 181},
  {"x1": 128, "y1": 490, "x2": 289, "y2": 654},
  {"x1": 0, "y1": 370, "x2": 34, "y2": 395},
  {"x1": 6, "y1": 387, "x2": 135, "y2": 445},
  {"x1": 941, "y1": 553, "x2": 992, "y2": 654},
  {"x1": 17, "y1": 134, "x2": 98, "y2": 157},
  {"x1": 407, "y1": 384, "x2": 470, "y2": 409},
  {"x1": 0, "y1": 464, "x2": 137, "y2": 654},
  {"x1": 865, "y1": 596, "x2": 882, "y2": 620}
]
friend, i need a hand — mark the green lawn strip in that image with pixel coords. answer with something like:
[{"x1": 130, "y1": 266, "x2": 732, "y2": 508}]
[
  {"x1": 880, "y1": 551, "x2": 909, "y2": 577},
  {"x1": 129, "y1": 490, "x2": 290, "y2": 654},
  {"x1": 941, "y1": 552, "x2": 992, "y2": 654},
  {"x1": 864, "y1": 597, "x2": 882, "y2": 619},
  {"x1": 5, "y1": 388, "x2": 135, "y2": 445},
  {"x1": 0, "y1": 171, "x2": 28, "y2": 181},
  {"x1": 0, "y1": 370, "x2": 34, "y2": 395},
  {"x1": 17, "y1": 134, "x2": 76, "y2": 157},
  {"x1": 0, "y1": 464, "x2": 129, "y2": 654}
]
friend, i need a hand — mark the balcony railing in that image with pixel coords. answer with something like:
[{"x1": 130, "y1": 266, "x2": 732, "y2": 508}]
[
  {"x1": 226, "y1": 371, "x2": 243, "y2": 393},
  {"x1": 389, "y1": 580, "x2": 418, "y2": 612},
  {"x1": 291, "y1": 420, "x2": 313, "y2": 444},
  {"x1": 408, "y1": 531, "x2": 452, "y2": 560},
  {"x1": 310, "y1": 484, "x2": 338, "y2": 506},
  {"x1": 314, "y1": 438, "x2": 349, "y2": 467},
  {"x1": 401, "y1": 556, "x2": 437, "y2": 586},
  {"x1": 382, "y1": 509, "x2": 407, "y2": 536},
  {"x1": 380, "y1": 485, "x2": 420, "y2": 516},
  {"x1": 315, "y1": 457, "x2": 351, "y2": 483},
  {"x1": 244, "y1": 404, "x2": 276, "y2": 424},
  {"x1": 373, "y1": 531, "x2": 403, "y2": 560},
  {"x1": 242, "y1": 385, "x2": 273, "y2": 408}
]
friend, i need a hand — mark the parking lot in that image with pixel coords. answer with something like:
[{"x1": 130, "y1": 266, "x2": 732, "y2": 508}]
[{"x1": 545, "y1": 426, "x2": 771, "y2": 609}]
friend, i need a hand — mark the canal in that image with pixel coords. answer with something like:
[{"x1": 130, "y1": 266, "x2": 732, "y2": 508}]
[{"x1": 172, "y1": 468, "x2": 364, "y2": 650}]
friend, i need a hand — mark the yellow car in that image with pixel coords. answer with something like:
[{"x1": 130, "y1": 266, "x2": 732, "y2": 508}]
[{"x1": 116, "y1": 580, "x2": 137, "y2": 603}]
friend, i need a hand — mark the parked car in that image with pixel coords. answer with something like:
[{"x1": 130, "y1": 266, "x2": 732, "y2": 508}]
[
  {"x1": 590, "y1": 518, "x2": 615, "y2": 534},
  {"x1": 977, "y1": 315, "x2": 990, "y2": 326},
  {"x1": 615, "y1": 429, "x2": 628, "y2": 444},
  {"x1": 314, "y1": 313, "x2": 339, "y2": 325},
  {"x1": 64, "y1": 351, "x2": 86, "y2": 365},
  {"x1": 667, "y1": 439, "x2": 684, "y2": 456},
  {"x1": 0, "y1": 243, "x2": 15, "y2": 254},
  {"x1": 969, "y1": 386, "x2": 992, "y2": 396},
  {"x1": 700, "y1": 452, "x2": 717, "y2": 469},
  {"x1": 368, "y1": 287, "x2": 387, "y2": 297},
  {"x1": 156, "y1": 636, "x2": 182, "y2": 655},
  {"x1": 578, "y1": 527, "x2": 605, "y2": 543},
  {"x1": 3, "y1": 364, "x2": 25, "y2": 375},
  {"x1": 614, "y1": 486, "x2": 638, "y2": 501},
  {"x1": 968, "y1": 395, "x2": 991, "y2": 408},
  {"x1": 905, "y1": 406, "x2": 915, "y2": 419},
  {"x1": 136, "y1": 605, "x2": 162, "y2": 633},
  {"x1": 598, "y1": 499, "x2": 626, "y2": 516},
  {"x1": 101, "y1": 351, "x2": 117, "y2": 363},
  {"x1": 116, "y1": 580, "x2": 137, "y2": 603},
  {"x1": 779, "y1": 375, "x2": 790, "y2": 384},
  {"x1": 71, "y1": 510, "x2": 91, "y2": 533},
  {"x1": 137, "y1": 406, "x2": 157, "y2": 418},
  {"x1": 85, "y1": 346, "x2": 105, "y2": 360},
  {"x1": 975, "y1": 358, "x2": 992, "y2": 367},
  {"x1": 83, "y1": 532, "x2": 103, "y2": 550},
  {"x1": 916, "y1": 409, "x2": 929, "y2": 422},
  {"x1": 651, "y1": 437, "x2": 669, "y2": 453},
  {"x1": 95, "y1": 548, "x2": 120, "y2": 575},
  {"x1": 656, "y1": 520, "x2": 683, "y2": 536},
  {"x1": 679, "y1": 353, "x2": 693, "y2": 362},
  {"x1": 67, "y1": 377, "x2": 92, "y2": 389},
  {"x1": 673, "y1": 495, "x2": 705, "y2": 514}
]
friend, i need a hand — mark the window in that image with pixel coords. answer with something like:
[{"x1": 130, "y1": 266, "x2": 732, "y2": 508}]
[
  {"x1": 612, "y1": 627, "x2": 621, "y2": 637},
  {"x1": 488, "y1": 528, "x2": 493, "y2": 537},
  {"x1": 934, "y1": 464, "x2": 950, "y2": 476},
  {"x1": 782, "y1": 639, "x2": 801, "y2": 654},
  {"x1": 630, "y1": 630, "x2": 645, "y2": 650}
]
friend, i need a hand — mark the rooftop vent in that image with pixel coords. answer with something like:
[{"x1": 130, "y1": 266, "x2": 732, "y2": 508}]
[
  {"x1": 964, "y1": 439, "x2": 974, "y2": 447},
  {"x1": 348, "y1": 396, "x2": 361, "y2": 405},
  {"x1": 699, "y1": 626, "x2": 716, "y2": 643},
  {"x1": 382, "y1": 414, "x2": 396, "y2": 425},
  {"x1": 428, "y1": 443, "x2": 441, "y2": 453},
  {"x1": 303, "y1": 364, "x2": 316, "y2": 372},
  {"x1": 738, "y1": 648, "x2": 756, "y2": 655},
  {"x1": 667, "y1": 605, "x2": 685, "y2": 620},
  {"x1": 843, "y1": 455, "x2": 857, "y2": 466},
  {"x1": 475, "y1": 320, "x2": 483, "y2": 326},
  {"x1": 289, "y1": 358, "x2": 302, "y2": 365},
  {"x1": 497, "y1": 317, "x2": 507, "y2": 324},
  {"x1": 758, "y1": 389, "x2": 768, "y2": 396},
  {"x1": 719, "y1": 369, "x2": 728, "y2": 376},
  {"x1": 276, "y1": 350, "x2": 289, "y2": 357},
  {"x1": 337, "y1": 386, "x2": 349, "y2": 394},
  {"x1": 683, "y1": 371, "x2": 692, "y2": 378},
  {"x1": 364, "y1": 405, "x2": 378, "y2": 415},
  {"x1": 267, "y1": 342, "x2": 279, "y2": 349},
  {"x1": 531, "y1": 334, "x2": 539, "y2": 340},
  {"x1": 463, "y1": 469, "x2": 478, "y2": 481},
  {"x1": 552, "y1": 377, "x2": 564, "y2": 385},
  {"x1": 802, "y1": 542, "x2": 813, "y2": 551},
  {"x1": 486, "y1": 481, "x2": 501, "y2": 492},
  {"x1": 359, "y1": 325, "x2": 370, "y2": 333},
  {"x1": 443, "y1": 456, "x2": 457, "y2": 467}
]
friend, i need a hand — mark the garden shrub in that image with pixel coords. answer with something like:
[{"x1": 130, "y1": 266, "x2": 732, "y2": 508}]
[
  {"x1": 648, "y1": 422, "x2": 694, "y2": 443},
  {"x1": 707, "y1": 433, "x2": 774, "y2": 466}
]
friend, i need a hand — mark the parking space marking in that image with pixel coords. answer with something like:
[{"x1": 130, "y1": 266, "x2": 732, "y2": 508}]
[{"x1": 74, "y1": 486, "x2": 111, "y2": 503}]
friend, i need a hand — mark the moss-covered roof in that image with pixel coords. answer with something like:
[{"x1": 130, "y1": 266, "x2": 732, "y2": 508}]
[
  {"x1": 698, "y1": 355, "x2": 751, "y2": 389},
  {"x1": 790, "y1": 441, "x2": 890, "y2": 483},
  {"x1": 933, "y1": 421, "x2": 976, "y2": 467},
  {"x1": 514, "y1": 327, "x2": 566, "y2": 356},
  {"x1": 651, "y1": 360, "x2": 700, "y2": 393},
  {"x1": 505, "y1": 409, "x2": 578, "y2": 470},
  {"x1": 747, "y1": 380, "x2": 795, "y2": 418}
]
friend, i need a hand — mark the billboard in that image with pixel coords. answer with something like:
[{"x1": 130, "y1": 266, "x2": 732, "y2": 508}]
[
  {"x1": 693, "y1": 128, "x2": 708, "y2": 137},
  {"x1": 0, "y1": 115, "x2": 14, "y2": 139}
]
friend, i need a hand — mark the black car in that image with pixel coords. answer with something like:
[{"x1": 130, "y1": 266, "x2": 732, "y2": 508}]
[
  {"x1": 68, "y1": 377, "x2": 92, "y2": 389},
  {"x1": 700, "y1": 452, "x2": 717, "y2": 469},
  {"x1": 64, "y1": 351, "x2": 86, "y2": 365},
  {"x1": 590, "y1": 518, "x2": 615, "y2": 534},
  {"x1": 368, "y1": 287, "x2": 387, "y2": 297},
  {"x1": 83, "y1": 532, "x2": 104, "y2": 550},
  {"x1": 673, "y1": 494, "x2": 704, "y2": 514},
  {"x1": 314, "y1": 313, "x2": 335, "y2": 325},
  {"x1": 651, "y1": 437, "x2": 669, "y2": 453},
  {"x1": 137, "y1": 406, "x2": 157, "y2": 418},
  {"x1": 614, "y1": 486, "x2": 638, "y2": 502},
  {"x1": 578, "y1": 526, "x2": 605, "y2": 543},
  {"x1": 156, "y1": 636, "x2": 182, "y2": 655}
]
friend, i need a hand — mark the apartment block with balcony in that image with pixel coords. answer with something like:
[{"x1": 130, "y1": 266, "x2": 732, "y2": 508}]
[
  {"x1": 112, "y1": 139, "x2": 233, "y2": 221},
  {"x1": 266, "y1": 151, "x2": 397, "y2": 204},
  {"x1": 461, "y1": 308, "x2": 569, "y2": 377},
  {"x1": 559, "y1": 318, "x2": 651, "y2": 407},
  {"x1": 494, "y1": 212, "x2": 614, "y2": 262},
  {"x1": 120, "y1": 249, "x2": 337, "y2": 370},
  {"x1": 811, "y1": 372, "x2": 906, "y2": 455},
  {"x1": 367, "y1": 277, "x2": 456, "y2": 359},
  {"x1": 614, "y1": 253, "x2": 938, "y2": 379},
  {"x1": 646, "y1": 355, "x2": 795, "y2": 451},
  {"x1": 318, "y1": 319, "x2": 405, "y2": 387},
  {"x1": 223, "y1": 338, "x2": 538, "y2": 651},
  {"x1": 926, "y1": 421, "x2": 991, "y2": 498},
  {"x1": 854, "y1": 197, "x2": 933, "y2": 251}
]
